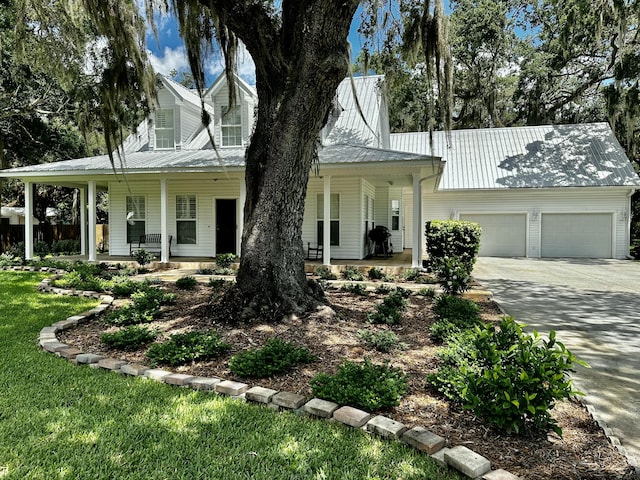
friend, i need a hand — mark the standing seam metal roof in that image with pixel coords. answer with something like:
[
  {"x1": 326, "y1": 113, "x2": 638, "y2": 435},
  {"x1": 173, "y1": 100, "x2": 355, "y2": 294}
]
[{"x1": 390, "y1": 123, "x2": 640, "y2": 189}]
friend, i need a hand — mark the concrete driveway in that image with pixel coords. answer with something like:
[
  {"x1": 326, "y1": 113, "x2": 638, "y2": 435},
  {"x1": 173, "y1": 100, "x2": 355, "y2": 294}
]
[{"x1": 473, "y1": 257, "x2": 640, "y2": 470}]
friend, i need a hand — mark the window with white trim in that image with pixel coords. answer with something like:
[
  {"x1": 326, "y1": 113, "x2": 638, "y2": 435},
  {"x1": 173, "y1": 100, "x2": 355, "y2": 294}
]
[
  {"x1": 391, "y1": 199, "x2": 400, "y2": 231},
  {"x1": 316, "y1": 193, "x2": 340, "y2": 246},
  {"x1": 176, "y1": 195, "x2": 197, "y2": 244},
  {"x1": 221, "y1": 105, "x2": 242, "y2": 146},
  {"x1": 155, "y1": 109, "x2": 175, "y2": 149},
  {"x1": 126, "y1": 196, "x2": 146, "y2": 243}
]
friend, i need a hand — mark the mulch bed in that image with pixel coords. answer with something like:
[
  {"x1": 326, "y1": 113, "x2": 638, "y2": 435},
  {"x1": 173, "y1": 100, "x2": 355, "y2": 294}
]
[{"x1": 59, "y1": 281, "x2": 635, "y2": 480}]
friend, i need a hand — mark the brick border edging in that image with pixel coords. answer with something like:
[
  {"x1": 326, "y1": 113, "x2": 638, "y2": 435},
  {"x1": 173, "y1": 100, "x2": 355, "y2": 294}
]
[{"x1": 15, "y1": 265, "x2": 522, "y2": 479}]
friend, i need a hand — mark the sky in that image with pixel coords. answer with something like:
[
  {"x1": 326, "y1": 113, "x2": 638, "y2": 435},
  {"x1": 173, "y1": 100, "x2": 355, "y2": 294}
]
[{"x1": 145, "y1": 8, "x2": 366, "y2": 86}]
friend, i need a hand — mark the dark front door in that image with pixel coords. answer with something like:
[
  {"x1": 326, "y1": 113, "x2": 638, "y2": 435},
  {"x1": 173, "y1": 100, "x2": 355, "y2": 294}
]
[{"x1": 216, "y1": 199, "x2": 237, "y2": 255}]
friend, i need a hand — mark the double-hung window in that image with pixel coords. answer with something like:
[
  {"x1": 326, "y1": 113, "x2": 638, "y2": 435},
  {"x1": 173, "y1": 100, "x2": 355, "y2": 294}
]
[
  {"x1": 126, "y1": 196, "x2": 146, "y2": 243},
  {"x1": 155, "y1": 109, "x2": 175, "y2": 149},
  {"x1": 221, "y1": 105, "x2": 242, "y2": 146},
  {"x1": 176, "y1": 195, "x2": 197, "y2": 244},
  {"x1": 316, "y1": 193, "x2": 340, "y2": 246}
]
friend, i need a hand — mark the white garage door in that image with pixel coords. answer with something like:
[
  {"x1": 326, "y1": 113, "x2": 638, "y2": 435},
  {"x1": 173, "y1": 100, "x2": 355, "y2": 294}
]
[
  {"x1": 541, "y1": 213, "x2": 613, "y2": 258},
  {"x1": 460, "y1": 213, "x2": 527, "y2": 257}
]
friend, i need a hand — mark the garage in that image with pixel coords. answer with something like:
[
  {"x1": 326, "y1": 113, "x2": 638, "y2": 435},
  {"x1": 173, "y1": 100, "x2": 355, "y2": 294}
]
[
  {"x1": 460, "y1": 213, "x2": 527, "y2": 257},
  {"x1": 541, "y1": 213, "x2": 613, "y2": 258}
]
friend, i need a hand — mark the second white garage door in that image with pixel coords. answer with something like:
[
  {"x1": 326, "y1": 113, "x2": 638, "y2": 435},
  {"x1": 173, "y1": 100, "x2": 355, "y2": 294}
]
[
  {"x1": 541, "y1": 213, "x2": 613, "y2": 258},
  {"x1": 460, "y1": 213, "x2": 527, "y2": 257}
]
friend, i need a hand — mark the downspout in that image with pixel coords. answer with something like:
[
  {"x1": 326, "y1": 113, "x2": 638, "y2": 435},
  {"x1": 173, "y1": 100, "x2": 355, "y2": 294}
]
[{"x1": 627, "y1": 188, "x2": 637, "y2": 259}]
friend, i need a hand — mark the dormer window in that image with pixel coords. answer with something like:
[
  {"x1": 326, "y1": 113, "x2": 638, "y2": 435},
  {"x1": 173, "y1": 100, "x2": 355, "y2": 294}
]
[
  {"x1": 221, "y1": 105, "x2": 242, "y2": 146},
  {"x1": 155, "y1": 108, "x2": 175, "y2": 149}
]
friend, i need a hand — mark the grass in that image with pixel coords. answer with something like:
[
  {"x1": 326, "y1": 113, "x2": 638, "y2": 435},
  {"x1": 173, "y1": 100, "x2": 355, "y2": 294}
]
[{"x1": 0, "y1": 271, "x2": 460, "y2": 480}]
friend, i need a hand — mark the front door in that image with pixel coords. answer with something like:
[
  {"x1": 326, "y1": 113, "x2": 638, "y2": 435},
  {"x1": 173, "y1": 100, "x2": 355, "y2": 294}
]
[{"x1": 215, "y1": 199, "x2": 237, "y2": 255}]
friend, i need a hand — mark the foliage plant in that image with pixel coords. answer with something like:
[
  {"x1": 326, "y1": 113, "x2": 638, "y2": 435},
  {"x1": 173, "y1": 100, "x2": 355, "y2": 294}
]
[
  {"x1": 101, "y1": 325, "x2": 157, "y2": 350},
  {"x1": 435, "y1": 256, "x2": 472, "y2": 295},
  {"x1": 429, "y1": 317, "x2": 587, "y2": 435},
  {"x1": 228, "y1": 338, "x2": 317, "y2": 378},
  {"x1": 146, "y1": 330, "x2": 231, "y2": 367},
  {"x1": 133, "y1": 248, "x2": 155, "y2": 267},
  {"x1": 215, "y1": 253, "x2": 236, "y2": 270},
  {"x1": 340, "y1": 283, "x2": 368, "y2": 296},
  {"x1": 105, "y1": 286, "x2": 175, "y2": 326},
  {"x1": 51, "y1": 270, "x2": 107, "y2": 292},
  {"x1": 374, "y1": 283, "x2": 393, "y2": 295},
  {"x1": 311, "y1": 358, "x2": 408, "y2": 411},
  {"x1": 110, "y1": 276, "x2": 146, "y2": 297},
  {"x1": 417, "y1": 287, "x2": 437, "y2": 299},
  {"x1": 357, "y1": 329, "x2": 407, "y2": 353},
  {"x1": 368, "y1": 289, "x2": 409, "y2": 325},
  {"x1": 315, "y1": 266, "x2": 338, "y2": 281},
  {"x1": 175, "y1": 275, "x2": 198, "y2": 290},
  {"x1": 431, "y1": 294, "x2": 484, "y2": 342},
  {"x1": 403, "y1": 268, "x2": 422, "y2": 282},
  {"x1": 341, "y1": 266, "x2": 364, "y2": 282},
  {"x1": 367, "y1": 267, "x2": 390, "y2": 281}
]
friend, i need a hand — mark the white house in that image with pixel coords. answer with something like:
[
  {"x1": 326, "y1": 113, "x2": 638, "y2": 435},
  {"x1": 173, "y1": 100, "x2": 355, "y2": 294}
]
[{"x1": 1, "y1": 72, "x2": 638, "y2": 263}]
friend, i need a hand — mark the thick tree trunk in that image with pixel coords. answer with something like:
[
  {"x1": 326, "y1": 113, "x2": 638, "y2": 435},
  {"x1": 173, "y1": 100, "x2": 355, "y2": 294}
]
[{"x1": 231, "y1": 1, "x2": 359, "y2": 319}]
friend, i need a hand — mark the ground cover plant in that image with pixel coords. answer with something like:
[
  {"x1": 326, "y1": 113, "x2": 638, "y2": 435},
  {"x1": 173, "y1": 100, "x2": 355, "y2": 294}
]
[
  {"x1": 146, "y1": 330, "x2": 231, "y2": 367},
  {"x1": 101, "y1": 325, "x2": 158, "y2": 350},
  {"x1": 229, "y1": 338, "x2": 317, "y2": 378},
  {"x1": 0, "y1": 271, "x2": 462, "y2": 480},
  {"x1": 54, "y1": 270, "x2": 636, "y2": 479}
]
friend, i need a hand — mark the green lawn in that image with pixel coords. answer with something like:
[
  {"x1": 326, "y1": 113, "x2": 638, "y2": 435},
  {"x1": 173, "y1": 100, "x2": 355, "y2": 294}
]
[{"x1": 0, "y1": 271, "x2": 460, "y2": 480}]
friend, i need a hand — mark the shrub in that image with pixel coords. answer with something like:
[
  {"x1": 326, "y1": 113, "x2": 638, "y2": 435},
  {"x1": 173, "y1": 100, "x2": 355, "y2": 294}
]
[
  {"x1": 134, "y1": 249, "x2": 155, "y2": 267},
  {"x1": 146, "y1": 331, "x2": 230, "y2": 367},
  {"x1": 104, "y1": 287, "x2": 175, "y2": 326},
  {"x1": 368, "y1": 290, "x2": 409, "y2": 325},
  {"x1": 367, "y1": 267, "x2": 389, "y2": 281},
  {"x1": 631, "y1": 239, "x2": 640, "y2": 259},
  {"x1": 229, "y1": 338, "x2": 317, "y2": 378},
  {"x1": 0, "y1": 253, "x2": 22, "y2": 267},
  {"x1": 341, "y1": 266, "x2": 364, "y2": 281},
  {"x1": 357, "y1": 329, "x2": 407, "y2": 353},
  {"x1": 374, "y1": 284, "x2": 393, "y2": 295},
  {"x1": 340, "y1": 283, "x2": 368, "y2": 296},
  {"x1": 6, "y1": 242, "x2": 25, "y2": 260},
  {"x1": 110, "y1": 276, "x2": 146, "y2": 297},
  {"x1": 104, "y1": 304, "x2": 156, "y2": 326},
  {"x1": 131, "y1": 287, "x2": 176, "y2": 311},
  {"x1": 33, "y1": 240, "x2": 50, "y2": 257},
  {"x1": 315, "y1": 266, "x2": 337, "y2": 280},
  {"x1": 417, "y1": 287, "x2": 437, "y2": 299},
  {"x1": 425, "y1": 220, "x2": 482, "y2": 272},
  {"x1": 51, "y1": 239, "x2": 80, "y2": 255},
  {"x1": 51, "y1": 270, "x2": 106, "y2": 292},
  {"x1": 435, "y1": 256, "x2": 473, "y2": 295},
  {"x1": 311, "y1": 358, "x2": 408, "y2": 411},
  {"x1": 197, "y1": 268, "x2": 215, "y2": 275},
  {"x1": 101, "y1": 325, "x2": 157, "y2": 350},
  {"x1": 176, "y1": 275, "x2": 198, "y2": 290},
  {"x1": 403, "y1": 268, "x2": 422, "y2": 282},
  {"x1": 428, "y1": 317, "x2": 587, "y2": 435},
  {"x1": 431, "y1": 294, "x2": 483, "y2": 342},
  {"x1": 215, "y1": 253, "x2": 237, "y2": 270}
]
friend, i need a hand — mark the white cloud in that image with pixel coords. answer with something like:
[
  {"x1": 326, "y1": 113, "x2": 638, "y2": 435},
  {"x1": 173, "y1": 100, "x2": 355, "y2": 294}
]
[
  {"x1": 205, "y1": 42, "x2": 256, "y2": 85},
  {"x1": 148, "y1": 46, "x2": 190, "y2": 76}
]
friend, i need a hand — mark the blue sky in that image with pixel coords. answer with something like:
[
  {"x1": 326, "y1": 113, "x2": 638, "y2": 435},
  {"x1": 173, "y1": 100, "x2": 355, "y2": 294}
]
[{"x1": 145, "y1": 9, "x2": 366, "y2": 86}]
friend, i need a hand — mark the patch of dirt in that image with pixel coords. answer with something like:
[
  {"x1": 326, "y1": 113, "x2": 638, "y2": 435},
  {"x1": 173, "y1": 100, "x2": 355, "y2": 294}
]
[{"x1": 60, "y1": 282, "x2": 635, "y2": 480}]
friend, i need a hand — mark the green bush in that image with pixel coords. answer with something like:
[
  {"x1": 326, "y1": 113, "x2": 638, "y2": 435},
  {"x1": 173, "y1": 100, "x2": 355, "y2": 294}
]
[
  {"x1": 110, "y1": 276, "x2": 146, "y2": 297},
  {"x1": 51, "y1": 270, "x2": 106, "y2": 292},
  {"x1": 146, "y1": 330, "x2": 231, "y2": 367},
  {"x1": 431, "y1": 294, "x2": 483, "y2": 342},
  {"x1": 215, "y1": 253, "x2": 236, "y2": 270},
  {"x1": 104, "y1": 287, "x2": 175, "y2": 326},
  {"x1": 341, "y1": 266, "x2": 364, "y2": 281},
  {"x1": 340, "y1": 283, "x2": 368, "y2": 296},
  {"x1": 428, "y1": 317, "x2": 587, "y2": 435},
  {"x1": 0, "y1": 253, "x2": 22, "y2": 267},
  {"x1": 311, "y1": 358, "x2": 408, "y2": 411},
  {"x1": 101, "y1": 325, "x2": 157, "y2": 350},
  {"x1": 51, "y1": 239, "x2": 80, "y2": 255},
  {"x1": 34, "y1": 240, "x2": 50, "y2": 257},
  {"x1": 104, "y1": 304, "x2": 156, "y2": 326},
  {"x1": 403, "y1": 268, "x2": 422, "y2": 282},
  {"x1": 417, "y1": 287, "x2": 437, "y2": 299},
  {"x1": 229, "y1": 338, "x2": 317, "y2": 378},
  {"x1": 374, "y1": 284, "x2": 393, "y2": 295},
  {"x1": 357, "y1": 329, "x2": 407, "y2": 353},
  {"x1": 425, "y1": 220, "x2": 481, "y2": 271},
  {"x1": 134, "y1": 249, "x2": 155, "y2": 267},
  {"x1": 435, "y1": 257, "x2": 472, "y2": 295},
  {"x1": 131, "y1": 287, "x2": 176, "y2": 311},
  {"x1": 315, "y1": 266, "x2": 338, "y2": 280},
  {"x1": 367, "y1": 267, "x2": 389, "y2": 281},
  {"x1": 176, "y1": 275, "x2": 198, "y2": 290},
  {"x1": 368, "y1": 290, "x2": 409, "y2": 325}
]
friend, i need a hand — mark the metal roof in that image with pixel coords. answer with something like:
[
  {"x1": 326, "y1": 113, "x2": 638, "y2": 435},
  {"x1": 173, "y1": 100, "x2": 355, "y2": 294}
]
[
  {"x1": 0, "y1": 144, "x2": 435, "y2": 178},
  {"x1": 390, "y1": 123, "x2": 640, "y2": 189}
]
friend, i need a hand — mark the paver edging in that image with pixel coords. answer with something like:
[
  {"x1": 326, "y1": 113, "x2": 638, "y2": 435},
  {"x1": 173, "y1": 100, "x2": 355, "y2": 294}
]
[{"x1": 28, "y1": 265, "x2": 521, "y2": 480}]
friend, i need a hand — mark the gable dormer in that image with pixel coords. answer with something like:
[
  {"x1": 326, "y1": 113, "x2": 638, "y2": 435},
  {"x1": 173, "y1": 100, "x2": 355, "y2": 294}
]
[{"x1": 204, "y1": 72, "x2": 257, "y2": 148}]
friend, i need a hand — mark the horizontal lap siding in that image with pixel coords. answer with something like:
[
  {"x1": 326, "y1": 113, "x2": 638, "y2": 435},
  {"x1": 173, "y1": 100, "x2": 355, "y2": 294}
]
[
  {"x1": 424, "y1": 189, "x2": 629, "y2": 258},
  {"x1": 108, "y1": 179, "x2": 241, "y2": 257},
  {"x1": 362, "y1": 180, "x2": 376, "y2": 257}
]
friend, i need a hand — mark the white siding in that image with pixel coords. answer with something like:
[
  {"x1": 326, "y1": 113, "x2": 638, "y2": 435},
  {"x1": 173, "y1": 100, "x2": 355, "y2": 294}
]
[
  {"x1": 374, "y1": 187, "x2": 389, "y2": 228},
  {"x1": 361, "y1": 179, "x2": 376, "y2": 257},
  {"x1": 180, "y1": 108, "x2": 201, "y2": 145},
  {"x1": 402, "y1": 188, "x2": 413, "y2": 249},
  {"x1": 423, "y1": 188, "x2": 630, "y2": 259},
  {"x1": 108, "y1": 178, "x2": 242, "y2": 257},
  {"x1": 303, "y1": 177, "x2": 363, "y2": 259},
  {"x1": 388, "y1": 187, "x2": 404, "y2": 250}
]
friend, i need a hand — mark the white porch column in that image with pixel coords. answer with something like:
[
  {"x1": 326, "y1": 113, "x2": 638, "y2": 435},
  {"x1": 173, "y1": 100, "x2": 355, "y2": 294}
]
[
  {"x1": 88, "y1": 180, "x2": 97, "y2": 262},
  {"x1": 160, "y1": 178, "x2": 169, "y2": 263},
  {"x1": 79, "y1": 187, "x2": 87, "y2": 256},
  {"x1": 411, "y1": 172, "x2": 423, "y2": 268},
  {"x1": 238, "y1": 177, "x2": 246, "y2": 256},
  {"x1": 323, "y1": 176, "x2": 331, "y2": 265},
  {"x1": 24, "y1": 181, "x2": 34, "y2": 260}
]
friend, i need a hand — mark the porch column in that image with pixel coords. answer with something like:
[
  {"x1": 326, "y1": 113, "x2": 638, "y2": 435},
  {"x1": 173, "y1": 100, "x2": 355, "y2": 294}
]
[
  {"x1": 323, "y1": 176, "x2": 331, "y2": 265},
  {"x1": 24, "y1": 181, "x2": 33, "y2": 260},
  {"x1": 238, "y1": 177, "x2": 245, "y2": 256},
  {"x1": 79, "y1": 187, "x2": 87, "y2": 256},
  {"x1": 88, "y1": 180, "x2": 97, "y2": 262},
  {"x1": 160, "y1": 178, "x2": 169, "y2": 263},
  {"x1": 411, "y1": 172, "x2": 422, "y2": 268}
]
